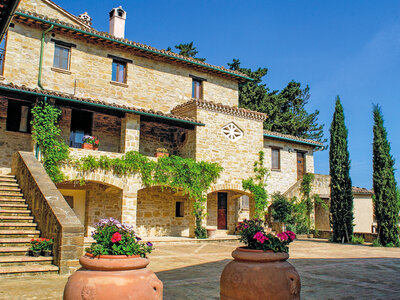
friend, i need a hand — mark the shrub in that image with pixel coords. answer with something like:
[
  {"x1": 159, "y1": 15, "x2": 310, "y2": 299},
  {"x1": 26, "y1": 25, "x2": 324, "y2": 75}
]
[
  {"x1": 372, "y1": 239, "x2": 381, "y2": 247},
  {"x1": 86, "y1": 218, "x2": 153, "y2": 257},
  {"x1": 271, "y1": 193, "x2": 293, "y2": 223},
  {"x1": 351, "y1": 236, "x2": 364, "y2": 245},
  {"x1": 236, "y1": 219, "x2": 295, "y2": 253}
]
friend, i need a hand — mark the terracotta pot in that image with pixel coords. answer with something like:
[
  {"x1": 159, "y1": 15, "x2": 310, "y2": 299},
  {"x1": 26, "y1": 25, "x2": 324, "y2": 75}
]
[
  {"x1": 63, "y1": 253, "x2": 163, "y2": 300},
  {"x1": 220, "y1": 247, "x2": 300, "y2": 300},
  {"x1": 82, "y1": 143, "x2": 93, "y2": 150},
  {"x1": 155, "y1": 152, "x2": 169, "y2": 158}
]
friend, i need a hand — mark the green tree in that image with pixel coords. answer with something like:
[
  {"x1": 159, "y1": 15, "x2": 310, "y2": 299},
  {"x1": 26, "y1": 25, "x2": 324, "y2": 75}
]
[
  {"x1": 329, "y1": 96, "x2": 353, "y2": 243},
  {"x1": 166, "y1": 42, "x2": 206, "y2": 62},
  {"x1": 228, "y1": 59, "x2": 325, "y2": 143},
  {"x1": 372, "y1": 105, "x2": 399, "y2": 246}
]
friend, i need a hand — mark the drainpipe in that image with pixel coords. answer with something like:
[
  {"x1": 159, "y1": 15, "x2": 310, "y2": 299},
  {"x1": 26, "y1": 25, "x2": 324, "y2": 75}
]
[{"x1": 38, "y1": 25, "x2": 54, "y2": 89}]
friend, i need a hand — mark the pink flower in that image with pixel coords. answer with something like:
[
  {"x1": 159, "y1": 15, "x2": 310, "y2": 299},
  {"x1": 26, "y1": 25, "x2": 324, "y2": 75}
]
[
  {"x1": 277, "y1": 232, "x2": 289, "y2": 241},
  {"x1": 285, "y1": 231, "x2": 296, "y2": 240},
  {"x1": 253, "y1": 231, "x2": 269, "y2": 243},
  {"x1": 111, "y1": 232, "x2": 122, "y2": 243}
]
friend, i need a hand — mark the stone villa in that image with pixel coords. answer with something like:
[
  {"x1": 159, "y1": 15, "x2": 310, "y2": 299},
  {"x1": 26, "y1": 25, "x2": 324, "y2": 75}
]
[{"x1": 0, "y1": 0, "x2": 373, "y2": 274}]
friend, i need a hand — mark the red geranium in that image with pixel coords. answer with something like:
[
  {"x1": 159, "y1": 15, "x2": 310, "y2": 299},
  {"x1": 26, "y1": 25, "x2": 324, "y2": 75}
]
[{"x1": 111, "y1": 232, "x2": 122, "y2": 243}]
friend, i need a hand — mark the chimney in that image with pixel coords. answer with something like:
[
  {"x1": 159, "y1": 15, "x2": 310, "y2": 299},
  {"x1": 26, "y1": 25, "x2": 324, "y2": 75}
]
[{"x1": 109, "y1": 6, "x2": 126, "y2": 38}]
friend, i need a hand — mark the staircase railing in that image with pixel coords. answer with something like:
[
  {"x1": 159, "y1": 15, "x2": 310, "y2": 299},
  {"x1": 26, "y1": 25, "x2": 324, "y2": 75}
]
[{"x1": 11, "y1": 151, "x2": 84, "y2": 275}]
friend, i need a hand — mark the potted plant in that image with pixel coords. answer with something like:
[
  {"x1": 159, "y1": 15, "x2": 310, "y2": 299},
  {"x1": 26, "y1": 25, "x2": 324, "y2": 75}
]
[
  {"x1": 28, "y1": 238, "x2": 43, "y2": 257},
  {"x1": 64, "y1": 218, "x2": 163, "y2": 300},
  {"x1": 41, "y1": 238, "x2": 54, "y2": 256},
  {"x1": 82, "y1": 135, "x2": 100, "y2": 151},
  {"x1": 154, "y1": 147, "x2": 169, "y2": 158},
  {"x1": 220, "y1": 219, "x2": 300, "y2": 300}
]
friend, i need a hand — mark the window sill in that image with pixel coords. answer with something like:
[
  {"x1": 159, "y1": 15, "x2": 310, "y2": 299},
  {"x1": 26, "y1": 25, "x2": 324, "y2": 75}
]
[
  {"x1": 51, "y1": 67, "x2": 72, "y2": 75},
  {"x1": 271, "y1": 168, "x2": 281, "y2": 172},
  {"x1": 4, "y1": 130, "x2": 31, "y2": 136},
  {"x1": 110, "y1": 81, "x2": 128, "y2": 88}
]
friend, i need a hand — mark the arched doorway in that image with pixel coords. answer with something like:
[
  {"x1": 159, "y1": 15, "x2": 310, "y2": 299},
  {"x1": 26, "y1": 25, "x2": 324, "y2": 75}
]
[
  {"x1": 57, "y1": 180, "x2": 123, "y2": 236},
  {"x1": 207, "y1": 189, "x2": 253, "y2": 235}
]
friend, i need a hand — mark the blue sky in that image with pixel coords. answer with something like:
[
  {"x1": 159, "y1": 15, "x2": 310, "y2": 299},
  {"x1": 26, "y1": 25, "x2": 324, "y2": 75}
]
[{"x1": 58, "y1": 0, "x2": 400, "y2": 189}]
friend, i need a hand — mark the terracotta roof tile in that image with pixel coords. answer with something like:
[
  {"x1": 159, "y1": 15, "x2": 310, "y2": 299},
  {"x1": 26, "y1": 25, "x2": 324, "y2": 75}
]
[
  {"x1": 0, "y1": 82, "x2": 203, "y2": 125},
  {"x1": 263, "y1": 130, "x2": 324, "y2": 147},
  {"x1": 171, "y1": 99, "x2": 267, "y2": 121},
  {"x1": 352, "y1": 186, "x2": 374, "y2": 195},
  {"x1": 14, "y1": 9, "x2": 251, "y2": 81}
]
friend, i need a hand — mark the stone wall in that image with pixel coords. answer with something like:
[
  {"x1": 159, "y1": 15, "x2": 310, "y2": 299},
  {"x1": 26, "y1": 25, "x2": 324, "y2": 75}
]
[
  {"x1": 353, "y1": 194, "x2": 374, "y2": 233},
  {"x1": 136, "y1": 186, "x2": 192, "y2": 237},
  {"x1": 263, "y1": 138, "x2": 314, "y2": 194},
  {"x1": 12, "y1": 151, "x2": 84, "y2": 275},
  {"x1": 0, "y1": 98, "x2": 34, "y2": 173},
  {"x1": 195, "y1": 109, "x2": 264, "y2": 189},
  {"x1": 4, "y1": 18, "x2": 239, "y2": 112}
]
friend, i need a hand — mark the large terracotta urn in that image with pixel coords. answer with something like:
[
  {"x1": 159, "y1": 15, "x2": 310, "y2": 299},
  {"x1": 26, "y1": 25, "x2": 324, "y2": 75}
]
[
  {"x1": 220, "y1": 247, "x2": 300, "y2": 300},
  {"x1": 64, "y1": 253, "x2": 163, "y2": 300}
]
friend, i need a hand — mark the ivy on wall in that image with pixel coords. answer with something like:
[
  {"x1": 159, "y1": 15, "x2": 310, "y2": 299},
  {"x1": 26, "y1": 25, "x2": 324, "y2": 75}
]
[
  {"x1": 31, "y1": 98, "x2": 69, "y2": 183},
  {"x1": 74, "y1": 152, "x2": 223, "y2": 238},
  {"x1": 242, "y1": 151, "x2": 269, "y2": 219}
]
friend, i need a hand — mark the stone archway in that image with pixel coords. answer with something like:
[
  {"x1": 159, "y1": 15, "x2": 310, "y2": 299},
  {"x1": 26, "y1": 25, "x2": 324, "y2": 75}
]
[
  {"x1": 57, "y1": 180, "x2": 123, "y2": 236},
  {"x1": 206, "y1": 188, "x2": 253, "y2": 235}
]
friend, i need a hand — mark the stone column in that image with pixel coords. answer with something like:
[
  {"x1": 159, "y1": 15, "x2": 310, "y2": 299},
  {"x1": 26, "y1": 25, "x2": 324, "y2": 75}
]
[
  {"x1": 120, "y1": 113, "x2": 140, "y2": 153},
  {"x1": 121, "y1": 179, "x2": 142, "y2": 228}
]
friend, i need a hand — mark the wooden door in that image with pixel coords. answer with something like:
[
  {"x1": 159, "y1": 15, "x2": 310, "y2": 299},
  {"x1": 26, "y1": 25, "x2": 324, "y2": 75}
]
[
  {"x1": 217, "y1": 192, "x2": 228, "y2": 230},
  {"x1": 297, "y1": 152, "x2": 305, "y2": 180}
]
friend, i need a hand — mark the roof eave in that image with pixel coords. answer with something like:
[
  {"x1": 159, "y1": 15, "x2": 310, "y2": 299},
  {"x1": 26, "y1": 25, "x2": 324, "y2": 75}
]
[
  {"x1": 0, "y1": 85, "x2": 205, "y2": 127},
  {"x1": 263, "y1": 133, "x2": 323, "y2": 148},
  {"x1": 14, "y1": 11, "x2": 253, "y2": 82},
  {"x1": 0, "y1": 0, "x2": 21, "y2": 41}
]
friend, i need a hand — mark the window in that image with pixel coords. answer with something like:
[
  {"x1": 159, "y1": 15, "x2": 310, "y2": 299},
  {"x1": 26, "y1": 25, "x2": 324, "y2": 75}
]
[
  {"x1": 271, "y1": 148, "x2": 280, "y2": 170},
  {"x1": 239, "y1": 195, "x2": 249, "y2": 211},
  {"x1": 0, "y1": 32, "x2": 7, "y2": 75},
  {"x1": 53, "y1": 44, "x2": 71, "y2": 70},
  {"x1": 69, "y1": 109, "x2": 93, "y2": 148},
  {"x1": 6, "y1": 100, "x2": 31, "y2": 133},
  {"x1": 112, "y1": 59, "x2": 127, "y2": 83},
  {"x1": 192, "y1": 79, "x2": 203, "y2": 99},
  {"x1": 175, "y1": 201, "x2": 184, "y2": 217}
]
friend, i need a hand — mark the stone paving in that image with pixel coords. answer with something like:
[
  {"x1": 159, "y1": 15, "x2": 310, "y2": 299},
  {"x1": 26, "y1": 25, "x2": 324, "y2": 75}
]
[{"x1": 0, "y1": 239, "x2": 400, "y2": 299}]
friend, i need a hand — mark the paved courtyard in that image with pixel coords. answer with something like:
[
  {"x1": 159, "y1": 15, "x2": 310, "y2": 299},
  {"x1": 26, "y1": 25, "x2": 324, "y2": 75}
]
[{"x1": 0, "y1": 239, "x2": 399, "y2": 299}]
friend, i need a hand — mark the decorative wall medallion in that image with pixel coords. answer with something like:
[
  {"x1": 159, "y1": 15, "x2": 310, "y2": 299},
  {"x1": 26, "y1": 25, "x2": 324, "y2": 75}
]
[{"x1": 221, "y1": 122, "x2": 243, "y2": 142}]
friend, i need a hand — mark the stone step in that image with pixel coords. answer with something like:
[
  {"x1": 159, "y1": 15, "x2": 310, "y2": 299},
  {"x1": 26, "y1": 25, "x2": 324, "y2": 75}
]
[
  {"x1": 0, "y1": 182, "x2": 19, "y2": 187},
  {"x1": 0, "y1": 209, "x2": 31, "y2": 215},
  {"x1": 0, "y1": 216, "x2": 34, "y2": 222},
  {"x1": 0, "y1": 255, "x2": 53, "y2": 267},
  {"x1": 0, "y1": 238, "x2": 32, "y2": 247},
  {"x1": 0, "y1": 203, "x2": 28, "y2": 209},
  {"x1": 0, "y1": 198, "x2": 25, "y2": 202},
  {"x1": 0, "y1": 223, "x2": 37, "y2": 230},
  {"x1": 0, "y1": 246, "x2": 29, "y2": 256},
  {"x1": 0, "y1": 175, "x2": 15, "y2": 179},
  {"x1": 0, "y1": 230, "x2": 40, "y2": 238},
  {"x1": 0, "y1": 192, "x2": 24, "y2": 198},
  {"x1": 0, "y1": 178, "x2": 18, "y2": 183},
  {"x1": 0, "y1": 264, "x2": 59, "y2": 277},
  {"x1": 0, "y1": 186, "x2": 20, "y2": 191}
]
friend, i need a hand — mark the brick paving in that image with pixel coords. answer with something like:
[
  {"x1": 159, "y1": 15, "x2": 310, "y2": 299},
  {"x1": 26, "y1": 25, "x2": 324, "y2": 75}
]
[{"x1": 0, "y1": 239, "x2": 399, "y2": 299}]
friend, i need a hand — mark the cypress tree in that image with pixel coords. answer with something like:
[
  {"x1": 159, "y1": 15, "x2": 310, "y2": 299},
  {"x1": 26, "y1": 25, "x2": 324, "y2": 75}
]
[
  {"x1": 329, "y1": 96, "x2": 354, "y2": 243},
  {"x1": 372, "y1": 105, "x2": 399, "y2": 246}
]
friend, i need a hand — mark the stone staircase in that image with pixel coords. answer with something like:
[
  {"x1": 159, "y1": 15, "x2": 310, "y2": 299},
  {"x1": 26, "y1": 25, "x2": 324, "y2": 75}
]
[{"x1": 0, "y1": 174, "x2": 58, "y2": 277}]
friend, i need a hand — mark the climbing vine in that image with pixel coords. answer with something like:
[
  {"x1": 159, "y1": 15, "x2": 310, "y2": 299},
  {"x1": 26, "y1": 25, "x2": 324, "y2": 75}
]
[
  {"x1": 73, "y1": 152, "x2": 223, "y2": 238},
  {"x1": 242, "y1": 151, "x2": 269, "y2": 219},
  {"x1": 300, "y1": 173, "x2": 328, "y2": 232},
  {"x1": 31, "y1": 98, "x2": 69, "y2": 183}
]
